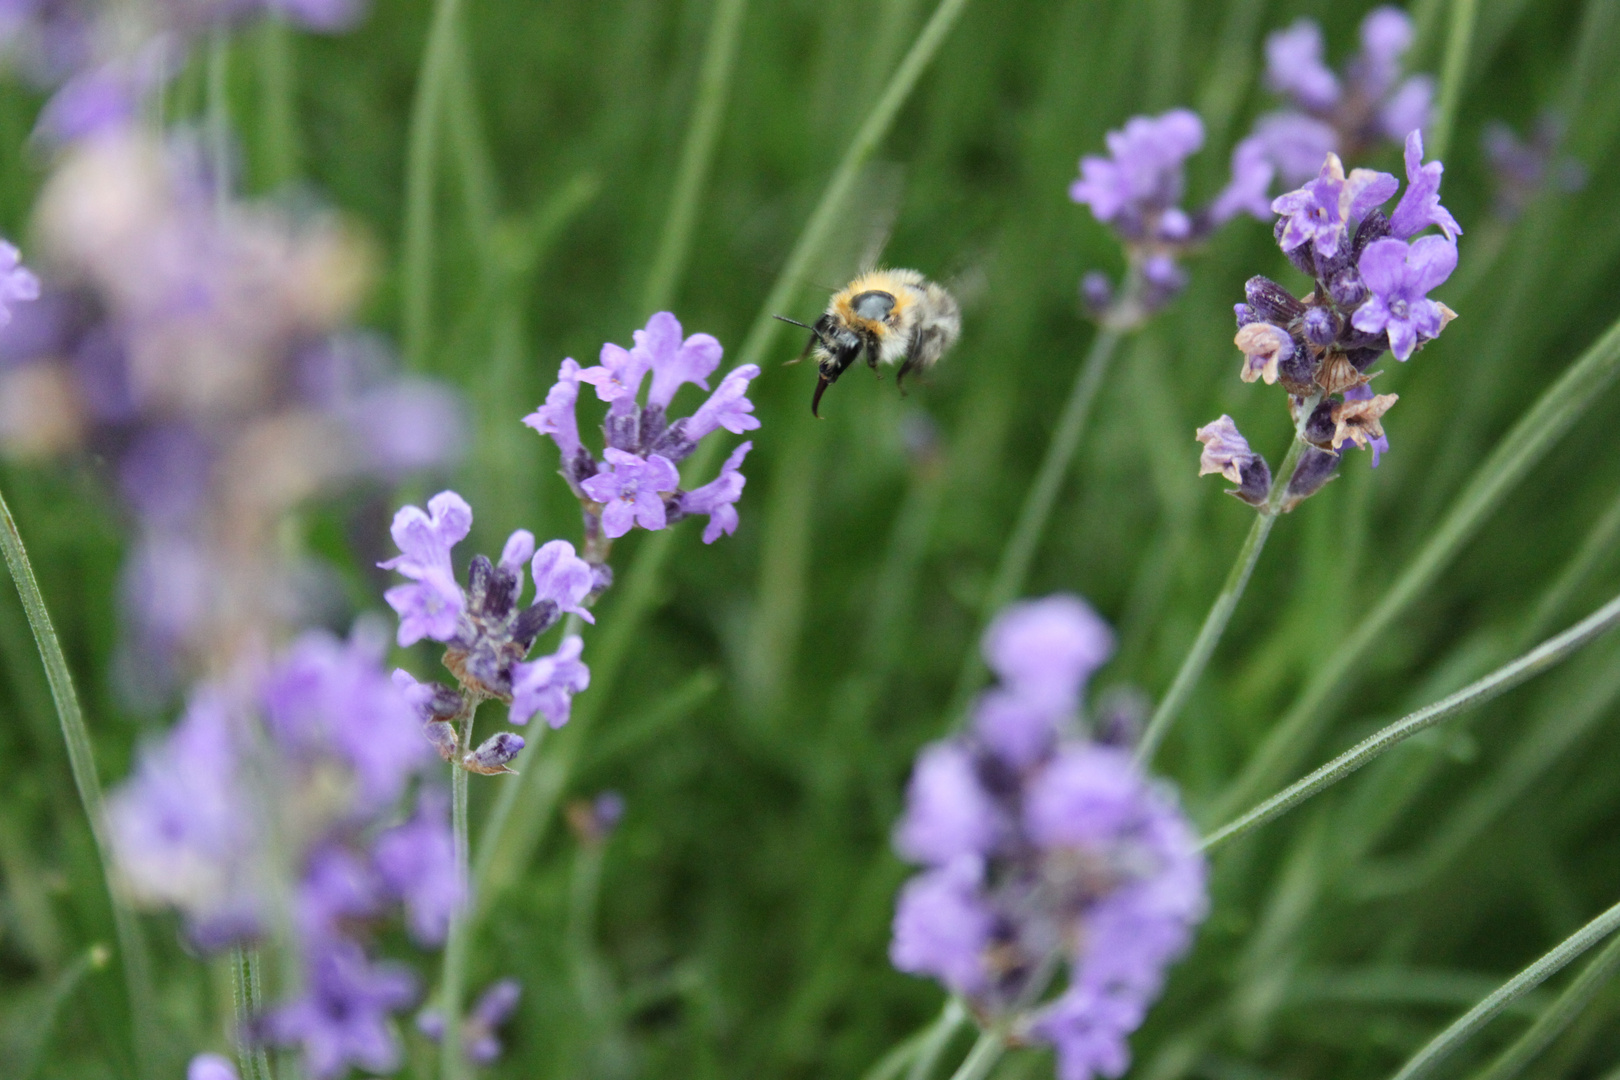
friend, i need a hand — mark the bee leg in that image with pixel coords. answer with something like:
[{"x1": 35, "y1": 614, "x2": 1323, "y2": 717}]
[{"x1": 896, "y1": 357, "x2": 917, "y2": 395}]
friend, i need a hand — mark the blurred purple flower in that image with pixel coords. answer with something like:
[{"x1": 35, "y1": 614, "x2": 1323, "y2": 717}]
[
  {"x1": 262, "y1": 938, "x2": 417, "y2": 1080},
  {"x1": 0, "y1": 240, "x2": 40, "y2": 325},
  {"x1": 372, "y1": 787, "x2": 462, "y2": 946}
]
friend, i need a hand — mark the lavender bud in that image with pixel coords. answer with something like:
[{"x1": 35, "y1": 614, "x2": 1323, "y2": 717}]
[
  {"x1": 1244, "y1": 276, "x2": 1306, "y2": 324},
  {"x1": 1277, "y1": 343, "x2": 1320, "y2": 396},
  {"x1": 464, "y1": 732, "x2": 524, "y2": 775},
  {"x1": 1351, "y1": 209, "x2": 1391, "y2": 256},
  {"x1": 1345, "y1": 343, "x2": 1385, "y2": 371},
  {"x1": 1328, "y1": 268, "x2": 1367, "y2": 309},
  {"x1": 589, "y1": 563, "x2": 613, "y2": 595},
  {"x1": 1233, "y1": 303, "x2": 1260, "y2": 327},
  {"x1": 1093, "y1": 686, "x2": 1150, "y2": 749},
  {"x1": 1301, "y1": 306, "x2": 1338, "y2": 347},
  {"x1": 1276, "y1": 217, "x2": 1317, "y2": 278},
  {"x1": 647, "y1": 416, "x2": 697, "y2": 463},
  {"x1": 424, "y1": 720, "x2": 458, "y2": 762},
  {"x1": 510, "y1": 600, "x2": 559, "y2": 652},
  {"x1": 1195, "y1": 415, "x2": 1272, "y2": 506},
  {"x1": 1294, "y1": 397, "x2": 1337, "y2": 447},
  {"x1": 602, "y1": 407, "x2": 639, "y2": 453},
  {"x1": 639, "y1": 404, "x2": 668, "y2": 448},
  {"x1": 1283, "y1": 446, "x2": 1341, "y2": 510},
  {"x1": 1081, "y1": 272, "x2": 1114, "y2": 316}
]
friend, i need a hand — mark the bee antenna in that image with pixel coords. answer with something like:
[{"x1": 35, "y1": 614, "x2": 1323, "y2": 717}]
[{"x1": 772, "y1": 315, "x2": 814, "y2": 331}]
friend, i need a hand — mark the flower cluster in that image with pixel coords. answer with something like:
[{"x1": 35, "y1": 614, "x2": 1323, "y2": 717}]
[
  {"x1": 107, "y1": 625, "x2": 454, "y2": 1078},
  {"x1": 1199, "y1": 132, "x2": 1460, "y2": 509},
  {"x1": 526, "y1": 311, "x2": 758, "y2": 571},
  {"x1": 381, "y1": 491, "x2": 592, "y2": 773},
  {"x1": 1254, "y1": 6, "x2": 1433, "y2": 185},
  {"x1": 0, "y1": 127, "x2": 462, "y2": 700},
  {"x1": 890, "y1": 596, "x2": 1207, "y2": 1080},
  {"x1": 1071, "y1": 109, "x2": 1274, "y2": 323}
]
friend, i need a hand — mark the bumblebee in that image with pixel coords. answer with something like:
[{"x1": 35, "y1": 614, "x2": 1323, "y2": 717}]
[{"x1": 777, "y1": 268, "x2": 961, "y2": 417}]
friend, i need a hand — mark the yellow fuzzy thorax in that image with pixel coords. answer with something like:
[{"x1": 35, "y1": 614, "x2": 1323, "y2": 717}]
[{"x1": 829, "y1": 268, "x2": 923, "y2": 335}]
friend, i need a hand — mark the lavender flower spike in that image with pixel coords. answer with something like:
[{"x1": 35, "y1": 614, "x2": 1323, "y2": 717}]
[
  {"x1": 371, "y1": 788, "x2": 462, "y2": 946},
  {"x1": 889, "y1": 596, "x2": 1206, "y2": 1072},
  {"x1": 0, "y1": 241, "x2": 40, "y2": 326},
  {"x1": 1388, "y1": 130, "x2": 1462, "y2": 241},
  {"x1": 1070, "y1": 109, "x2": 1204, "y2": 223},
  {"x1": 1265, "y1": 19, "x2": 1340, "y2": 112},
  {"x1": 509, "y1": 634, "x2": 589, "y2": 727},
  {"x1": 378, "y1": 491, "x2": 472, "y2": 646},
  {"x1": 1351, "y1": 235, "x2": 1459, "y2": 361},
  {"x1": 580, "y1": 449, "x2": 681, "y2": 539}
]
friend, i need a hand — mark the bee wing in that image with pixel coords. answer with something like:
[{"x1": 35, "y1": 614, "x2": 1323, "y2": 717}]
[{"x1": 813, "y1": 162, "x2": 906, "y2": 285}]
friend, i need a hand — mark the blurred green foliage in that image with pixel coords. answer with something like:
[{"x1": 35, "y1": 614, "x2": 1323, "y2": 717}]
[{"x1": 4, "y1": 0, "x2": 1620, "y2": 1077}]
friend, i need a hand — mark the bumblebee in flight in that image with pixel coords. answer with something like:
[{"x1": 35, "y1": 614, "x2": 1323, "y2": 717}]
[{"x1": 777, "y1": 268, "x2": 961, "y2": 417}]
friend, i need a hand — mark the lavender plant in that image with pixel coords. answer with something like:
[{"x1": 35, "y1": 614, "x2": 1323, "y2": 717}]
[{"x1": 891, "y1": 596, "x2": 1206, "y2": 1080}]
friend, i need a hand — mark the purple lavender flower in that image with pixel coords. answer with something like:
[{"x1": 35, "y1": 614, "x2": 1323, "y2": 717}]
[
  {"x1": 528, "y1": 314, "x2": 759, "y2": 564},
  {"x1": 1070, "y1": 109, "x2": 1277, "y2": 324},
  {"x1": 106, "y1": 689, "x2": 260, "y2": 944},
  {"x1": 890, "y1": 596, "x2": 1206, "y2": 1066},
  {"x1": 982, "y1": 594, "x2": 1115, "y2": 713},
  {"x1": 1070, "y1": 110, "x2": 1203, "y2": 224},
  {"x1": 1484, "y1": 114, "x2": 1586, "y2": 220},
  {"x1": 895, "y1": 741, "x2": 1002, "y2": 864},
  {"x1": 188, "y1": 1054, "x2": 241, "y2": 1080},
  {"x1": 372, "y1": 787, "x2": 462, "y2": 946},
  {"x1": 530, "y1": 539, "x2": 595, "y2": 623},
  {"x1": 378, "y1": 491, "x2": 471, "y2": 646},
  {"x1": 890, "y1": 857, "x2": 995, "y2": 997},
  {"x1": 523, "y1": 357, "x2": 584, "y2": 462},
  {"x1": 673, "y1": 440, "x2": 751, "y2": 543},
  {"x1": 1272, "y1": 154, "x2": 1398, "y2": 258},
  {"x1": 297, "y1": 846, "x2": 382, "y2": 942},
  {"x1": 684, "y1": 364, "x2": 762, "y2": 441},
  {"x1": 1388, "y1": 131, "x2": 1461, "y2": 241},
  {"x1": 1254, "y1": 6, "x2": 1434, "y2": 183},
  {"x1": 1352, "y1": 235, "x2": 1458, "y2": 361},
  {"x1": 638, "y1": 310, "x2": 722, "y2": 409},
  {"x1": 417, "y1": 978, "x2": 523, "y2": 1065},
  {"x1": 1264, "y1": 19, "x2": 1339, "y2": 112},
  {"x1": 260, "y1": 625, "x2": 429, "y2": 812},
  {"x1": 262, "y1": 938, "x2": 417, "y2": 1080},
  {"x1": 581, "y1": 449, "x2": 680, "y2": 539},
  {"x1": 1195, "y1": 415, "x2": 1271, "y2": 506},
  {"x1": 509, "y1": 634, "x2": 589, "y2": 727},
  {"x1": 0, "y1": 240, "x2": 40, "y2": 325}
]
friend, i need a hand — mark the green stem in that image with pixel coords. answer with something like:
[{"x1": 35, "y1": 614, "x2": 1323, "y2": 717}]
[
  {"x1": 1136, "y1": 395, "x2": 1318, "y2": 765},
  {"x1": 207, "y1": 30, "x2": 230, "y2": 215},
  {"x1": 1201, "y1": 588, "x2": 1620, "y2": 851},
  {"x1": 1389, "y1": 897, "x2": 1620, "y2": 1080},
  {"x1": 1472, "y1": 931, "x2": 1620, "y2": 1080},
  {"x1": 255, "y1": 16, "x2": 298, "y2": 187},
  {"x1": 467, "y1": 0, "x2": 974, "y2": 916},
  {"x1": 943, "y1": 322, "x2": 1125, "y2": 722},
  {"x1": 439, "y1": 708, "x2": 475, "y2": 1080},
  {"x1": 1427, "y1": 0, "x2": 1478, "y2": 162},
  {"x1": 230, "y1": 947, "x2": 273, "y2": 1080},
  {"x1": 640, "y1": 0, "x2": 750, "y2": 314},
  {"x1": 1212, "y1": 314, "x2": 1620, "y2": 823},
  {"x1": 943, "y1": 1030, "x2": 1004, "y2": 1080},
  {"x1": 903, "y1": 997, "x2": 968, "y2": 1080},
  {"x1": 401, "y1": 0, "x2": 465, "y2": 370},
  {"x1": 0, "y1": 485, "x2": 160, "y2": 1080}
]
